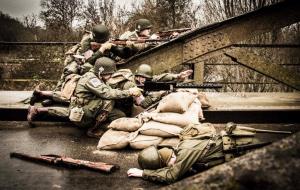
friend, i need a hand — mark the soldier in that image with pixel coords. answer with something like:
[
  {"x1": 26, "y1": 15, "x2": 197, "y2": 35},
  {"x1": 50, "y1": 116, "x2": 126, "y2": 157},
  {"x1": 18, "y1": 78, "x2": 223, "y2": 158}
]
[
  {"x1": 120, "y1": 19, "x2": 153, "y2": 40},
  {"x1": 106, "y1": 64, "x2": 193, "y2": 116},
  {"x1": 119, "y1": 19, "x2": 160, "y2": 53},
  {"x1": 55, "y1": 24, "x2": 113, "y2": 92},
  {"x1": 27, "y1": 57, "x2": 142, "y2": 133},
  {"x1": 134, "y1": 64, "x2": 193, "y2": 108},
  {"x1": 30, "y1": 24, "x2": 133, "y2": 107},
  {"x1": 134, "y1": 64, "x2": 193, "y2": 85},
  {"x1": 127, "y1": 123, "x2": 270, "y2": 184}
]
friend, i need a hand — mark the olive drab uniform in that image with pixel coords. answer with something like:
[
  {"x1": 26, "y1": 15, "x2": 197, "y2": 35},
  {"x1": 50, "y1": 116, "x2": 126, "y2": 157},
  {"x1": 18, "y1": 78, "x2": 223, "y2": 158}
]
[
  {"x1": 152, "y1": 73, "x2": 181, "y2": 82},
  {"x1": 107, "y1": 69, "x2": 136, "y2": 116},
  {"x1": 119, "y1": 30, "x2": 150, "y2": 53},
  {"x1": 48, "y1": 69, "x2": 132, "y2": 128},
  {"x1": 54, "y1": 32, "x2": 94, "y2": 91},
  {"x1": 142, "y1": 123, "x2": 261, "y2": 184}
]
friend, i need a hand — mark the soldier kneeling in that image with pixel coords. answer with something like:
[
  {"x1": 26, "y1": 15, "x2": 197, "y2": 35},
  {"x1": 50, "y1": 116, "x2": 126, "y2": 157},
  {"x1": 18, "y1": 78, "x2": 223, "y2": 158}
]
[{"x1": 27, "y1": 57, "x2": 142, "y2": 137}]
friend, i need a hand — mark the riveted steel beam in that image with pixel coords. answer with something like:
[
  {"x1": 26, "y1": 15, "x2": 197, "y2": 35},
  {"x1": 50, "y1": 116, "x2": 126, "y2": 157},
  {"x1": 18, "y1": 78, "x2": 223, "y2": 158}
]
[
  {"x1": 121, "y1": 43, "x2": 183, "y2": 75},
  {"x1": 225, "y1": 48, "x2": 300, "y2": 90},
  {"x1": 193, "y1": 62, "x2": 204, "y2": 83},
  {"x1": 120, "y1": 0, "x2": 300, "y2": 74}
]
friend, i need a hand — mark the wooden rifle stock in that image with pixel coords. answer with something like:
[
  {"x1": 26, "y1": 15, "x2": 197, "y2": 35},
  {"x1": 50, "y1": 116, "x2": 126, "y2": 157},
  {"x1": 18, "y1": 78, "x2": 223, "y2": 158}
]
[{"x1": 10, "y1": 152, "x2": 119, "y2": 173}]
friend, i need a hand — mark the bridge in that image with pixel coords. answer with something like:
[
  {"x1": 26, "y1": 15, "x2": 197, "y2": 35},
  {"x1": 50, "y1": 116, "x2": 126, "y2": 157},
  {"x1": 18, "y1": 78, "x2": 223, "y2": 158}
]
[{"x1": 0, "y1": 0, "x2": 299, "y2": 189}]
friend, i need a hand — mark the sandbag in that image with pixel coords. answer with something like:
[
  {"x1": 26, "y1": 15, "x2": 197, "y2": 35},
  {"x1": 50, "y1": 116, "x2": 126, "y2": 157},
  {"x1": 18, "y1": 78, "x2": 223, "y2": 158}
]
[
  {"x1": 108, "y1": 117, "x2": 142, "y2": 132},
  {"x1": 129, "y1": 134, "x2": 163, "y2": 149},
  {"x1": 186, "y1": 98, "x2": 204, "y2": 121},
  {"x1": 156, "y1": 92, "x2": 197, "y2": 113},
  {"x1": 139, "y1": 121, "x2": 183, "y2": 137},
  {"x1": 159, "y1": 138, "x2": 180, "y2": 148},
  {"x1": 97, "y1": 129, "x2": 129, "y2": 150},
  {"x1": 143, "y1": 99, "x2": 202, "y2": 127},
  {"x1": 198, "y1": 92, "x2": 211, "y2": 108}
]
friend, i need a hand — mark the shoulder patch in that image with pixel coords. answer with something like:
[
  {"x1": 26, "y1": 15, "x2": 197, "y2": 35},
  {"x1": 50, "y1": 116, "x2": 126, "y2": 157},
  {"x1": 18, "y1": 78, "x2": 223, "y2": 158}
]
[{"x1": 89, "y1": 78, "x2": 102, "y2": 87}]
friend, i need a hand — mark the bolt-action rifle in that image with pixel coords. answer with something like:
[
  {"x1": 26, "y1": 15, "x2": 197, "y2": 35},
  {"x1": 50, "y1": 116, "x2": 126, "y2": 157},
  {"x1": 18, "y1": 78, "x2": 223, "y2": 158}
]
[
  {"x1": 223, "y1": 141, "x2": 272, "y2": 155},
  {"x1": 156, "y1": 27, "x2": 191, "y2": 39},
  {"x1": 10, "y1": 152, "x2": 119, "y2": 173},
  {"x1": 90, "y1": 38, "x2": 168, "y2": 51},
  {"x1": 138, "y1": 81, "x2": 223, "y2": 92}
]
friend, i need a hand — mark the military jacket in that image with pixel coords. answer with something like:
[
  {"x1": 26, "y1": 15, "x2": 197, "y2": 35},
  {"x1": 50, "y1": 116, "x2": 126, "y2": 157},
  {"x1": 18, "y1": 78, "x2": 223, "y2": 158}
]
[
  {"x1": 119, "y1": 31, "x2": 139, "y2": 40},
  {"x1": 143, "y1": 123, "x2": 224, "y2": 184},
  {"x1": 152, "y1": 73, "x2": 179, "y2": 82},
  {"x1": 73, "y1": 70, "x2": 131, "y2": 120}
]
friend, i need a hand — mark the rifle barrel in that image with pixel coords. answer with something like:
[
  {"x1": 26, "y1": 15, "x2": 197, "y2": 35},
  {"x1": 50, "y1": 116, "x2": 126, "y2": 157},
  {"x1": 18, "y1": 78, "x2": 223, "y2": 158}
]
[{"x1": 253, "y1": 129, "x2": 292, "y2": 134}]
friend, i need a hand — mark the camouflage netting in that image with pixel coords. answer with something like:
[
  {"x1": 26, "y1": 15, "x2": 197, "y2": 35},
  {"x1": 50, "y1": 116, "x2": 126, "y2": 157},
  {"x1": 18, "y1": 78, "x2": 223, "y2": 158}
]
[{"x1": 163, "y1": 132, "x2": 300, "y2": 190}]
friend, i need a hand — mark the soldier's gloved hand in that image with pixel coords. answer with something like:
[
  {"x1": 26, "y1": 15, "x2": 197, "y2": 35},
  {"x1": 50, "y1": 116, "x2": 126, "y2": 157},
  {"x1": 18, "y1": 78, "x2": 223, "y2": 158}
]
[
  {"x1": 125, "y1": 40, "x2": 135, "y2": 47},
  {"x1": 99, "y1": 42, "x2": 114, "y2": 53},
  {"x1": 178, "y1": 69, "x2": 193, "y2": 80},
  {"x1": 129, "y1": 87, "x2": 143, "y2": 97},
  {"x1": 127, "y1": 168, "x2": 143, "y2": 178}
]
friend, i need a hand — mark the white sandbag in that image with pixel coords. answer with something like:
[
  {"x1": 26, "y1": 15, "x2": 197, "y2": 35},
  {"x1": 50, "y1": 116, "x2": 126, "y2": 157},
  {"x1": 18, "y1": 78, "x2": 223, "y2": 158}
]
[
  {"x1": 185, "y1": 98, "x2": 204, "y2": 121},
  {"x1": 156, "y1": 92, "x2": 197, "y2": 113},
  {"x1": 108, "y1": 117, "x2": 142, "y2": 132},
  {"x1": 145, "y1": 99, "x2": 202, "y2": 127},
  {"x1": 139, "y1": 121, "x2": 183, "y2": 137},
  {"x1": 149, "y1": 112, "x2": 192, "y2": 127},
  {"x1": 97, "y1": 129, "x2": 129, "y2": 150},
  {"x1": 129, "y1": 134, "x2": 163, "y2": 149},
  {"x1": 197, "y1": 92, "x2": 211, "y2": 108},
  {"x1": 159, "y1": 138, "x2": 180, "y2": 148}
]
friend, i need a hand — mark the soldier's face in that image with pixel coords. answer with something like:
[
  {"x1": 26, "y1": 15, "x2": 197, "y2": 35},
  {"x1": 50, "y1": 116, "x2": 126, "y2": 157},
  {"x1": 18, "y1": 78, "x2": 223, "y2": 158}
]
[
  {"x1": 135, "y1": 76, "x2": 146, "y2": 85},
  {"x1": 101, "y1": 74, "x2": 112, "y2": 82},
  {"x1": 139, "y1": 29, "x2": 151, "y2": 37}
]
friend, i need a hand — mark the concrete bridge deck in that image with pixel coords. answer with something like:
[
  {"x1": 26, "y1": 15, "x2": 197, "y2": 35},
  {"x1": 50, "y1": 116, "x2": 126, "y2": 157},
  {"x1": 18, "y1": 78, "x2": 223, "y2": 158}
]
[
  {"x1": 0, "y1": 91, "x2": 299, "y2": 123},
  {"x1": 0, "y1": 91, "x2": 299, "y2": 189}
]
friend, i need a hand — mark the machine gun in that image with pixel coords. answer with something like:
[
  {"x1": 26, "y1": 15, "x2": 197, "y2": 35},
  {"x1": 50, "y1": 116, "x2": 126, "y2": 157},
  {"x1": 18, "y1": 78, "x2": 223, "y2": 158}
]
[
  {"x1": 139, "y1": 81, "x2": 223, "y2": 92},
  {"x1": 10, "y1": 152, "x2": 119, "y2": 173},
  {"x1": 90, "y1": 38, "x2": 169, "y2": 51}
]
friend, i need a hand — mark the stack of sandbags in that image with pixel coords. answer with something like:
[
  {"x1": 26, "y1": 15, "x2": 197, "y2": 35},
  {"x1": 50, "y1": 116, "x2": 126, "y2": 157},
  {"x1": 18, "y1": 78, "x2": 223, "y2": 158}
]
[
  {"x1": 131, "y1": 91, "x2": 203, "y2": 149},
  {"x1": 97, "y1": 117, "x2": 143, "y2": 150},
  {"x1": 97, "y1": 91, "x2": 205, "y2": 150}
]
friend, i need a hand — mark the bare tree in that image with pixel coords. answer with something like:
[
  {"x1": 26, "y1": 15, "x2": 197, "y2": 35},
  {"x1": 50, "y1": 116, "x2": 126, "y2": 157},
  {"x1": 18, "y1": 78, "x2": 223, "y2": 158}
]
[
  {"x1": 40, "y1": 0, "x2": 83, "y2": 40},
  {"x1": 23, "y1": 14, "x2": 39, "y2": 41}
]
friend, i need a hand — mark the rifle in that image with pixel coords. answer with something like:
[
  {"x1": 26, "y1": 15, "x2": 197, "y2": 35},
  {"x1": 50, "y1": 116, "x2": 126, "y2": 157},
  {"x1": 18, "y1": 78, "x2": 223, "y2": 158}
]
[
  {"x1": 156, "y1": 28, "x2": 191, "y2": 39},
  {"x1": 90, "y1": 38, "x2": 168, "y2": 51},
  {"x1": 223, "y1": 141, "x2": 272, "y2": 154},
  {"x1": 226, "y1": 123, "x2": 292, "y2": 135},
  {"x1": 10, "y1": 152, "x2": 119, "y2": 173},
  {"x1": 139, "y1": 81, "x2": 223, "y2": 92}
]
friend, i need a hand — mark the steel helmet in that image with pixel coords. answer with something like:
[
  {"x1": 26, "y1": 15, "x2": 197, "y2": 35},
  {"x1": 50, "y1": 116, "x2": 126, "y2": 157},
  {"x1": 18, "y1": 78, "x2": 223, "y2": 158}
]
[
  {"x1": 94, "y1": 57, "x2": 116, "y2": 75},
  {"x1": 135, "y1": 19, "x2": 152, "y2": 32},
  {"x1": 92, "y1": 24, "x2": 110, "y2": 43},
  {"x1": 138, "y1": 146, "x2": 162, "y2": 170},
  {"x1": 135, "y1": 64, "x2": 153, "y2": 79}
]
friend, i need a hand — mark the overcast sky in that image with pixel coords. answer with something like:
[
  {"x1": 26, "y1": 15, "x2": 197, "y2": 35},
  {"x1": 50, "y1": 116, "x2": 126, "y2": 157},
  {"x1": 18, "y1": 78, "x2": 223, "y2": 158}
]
[{"x1": 0, "y1": 0, "x2": 138, "y2": 19}]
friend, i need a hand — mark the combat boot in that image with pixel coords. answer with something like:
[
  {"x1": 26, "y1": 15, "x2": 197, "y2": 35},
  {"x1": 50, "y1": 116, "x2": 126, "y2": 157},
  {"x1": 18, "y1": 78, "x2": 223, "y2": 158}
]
[
  {"x1": 86, "y1": 111, "x2": 109, "y2": 138},
  {"x1": 27, "y1": 106, "x2": 48, "y2": 127},
  {"x1": 41, "y1": 99, "x2": 54, "y2": 107},
  {"x1": 30, "y1": 89, "x2": 43, "y2": 105}
]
